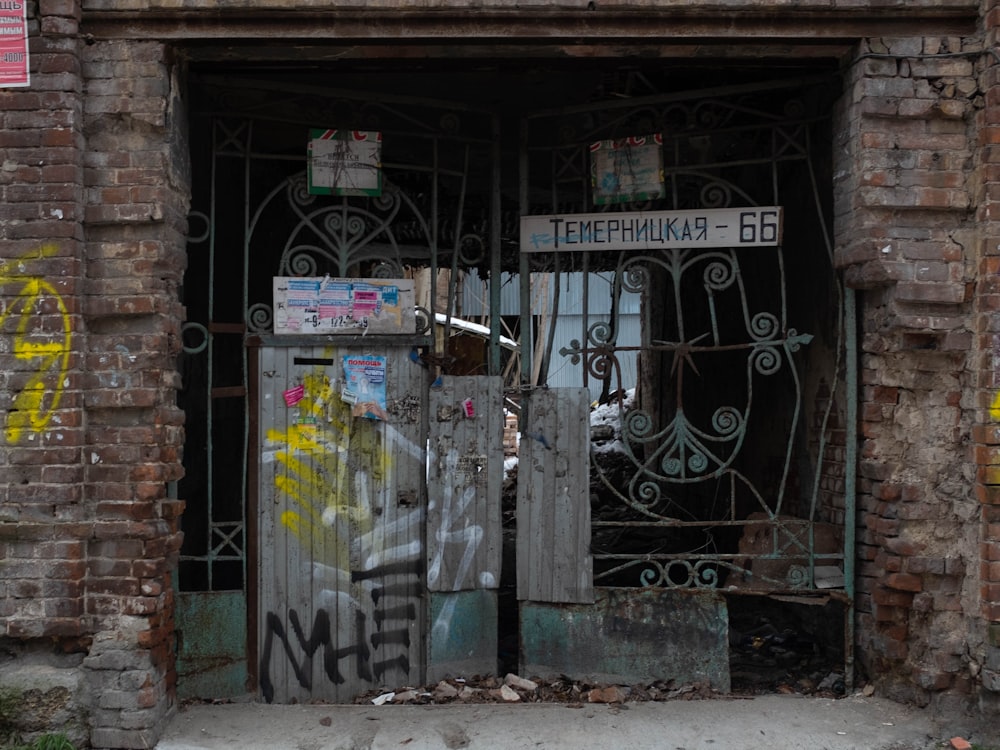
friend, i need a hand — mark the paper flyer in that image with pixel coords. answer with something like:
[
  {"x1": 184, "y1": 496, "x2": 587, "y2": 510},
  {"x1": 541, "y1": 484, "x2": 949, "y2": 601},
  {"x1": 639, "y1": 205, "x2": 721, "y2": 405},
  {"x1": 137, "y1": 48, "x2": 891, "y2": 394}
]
[
  {"x1": 590, "y1": 134, "x2": 665, "y2": 206},
  {"x1": 272, "y1": 277, "x2": 415, "y2": 335},
  {"x1": 342, "y1": 354, "x2": 388, "y2": 421}
]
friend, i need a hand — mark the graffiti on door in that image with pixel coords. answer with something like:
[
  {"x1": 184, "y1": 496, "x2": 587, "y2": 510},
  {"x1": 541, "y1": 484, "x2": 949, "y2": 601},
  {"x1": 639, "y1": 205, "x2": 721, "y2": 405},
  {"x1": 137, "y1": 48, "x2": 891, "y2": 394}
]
[{"x1": 260, "y1": 354, "x2": 425, "y2": 701}]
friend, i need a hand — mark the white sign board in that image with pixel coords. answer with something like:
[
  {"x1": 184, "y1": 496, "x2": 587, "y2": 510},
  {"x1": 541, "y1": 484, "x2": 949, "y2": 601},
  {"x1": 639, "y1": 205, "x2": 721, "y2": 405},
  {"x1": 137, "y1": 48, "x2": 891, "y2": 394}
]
[
  {"x1": 272, "y1": 277, "x2": 415, "y2": 335},
  {"x1": 591, "y1": 135, "x2": 665, "y2": 205},
  {"x1": 307, "y1": 130, "x2": 382, "y2": 197},
  {"x1": 521, "y1": 206, "x2": 783, "y2": 252}
]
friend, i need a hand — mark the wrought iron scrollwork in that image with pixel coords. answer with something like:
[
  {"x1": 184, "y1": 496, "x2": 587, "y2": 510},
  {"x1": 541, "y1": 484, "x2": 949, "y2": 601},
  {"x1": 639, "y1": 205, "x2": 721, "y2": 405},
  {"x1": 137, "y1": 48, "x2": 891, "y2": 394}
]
[{"x1": 531, "y1": 84, "x2": 842, "y2": 591}]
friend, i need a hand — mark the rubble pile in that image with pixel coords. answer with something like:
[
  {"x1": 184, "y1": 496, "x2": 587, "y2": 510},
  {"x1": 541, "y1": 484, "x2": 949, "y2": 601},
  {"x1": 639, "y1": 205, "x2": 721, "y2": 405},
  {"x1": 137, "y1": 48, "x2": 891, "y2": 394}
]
[{"x1": 354, "y1": 673, "x2": 724, "y2": 707}]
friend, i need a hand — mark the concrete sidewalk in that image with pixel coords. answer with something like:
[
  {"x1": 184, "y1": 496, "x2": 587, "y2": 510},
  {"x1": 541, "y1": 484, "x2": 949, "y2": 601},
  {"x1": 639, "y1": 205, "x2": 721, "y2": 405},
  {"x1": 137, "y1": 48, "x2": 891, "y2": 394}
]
[{"x1": 155, "y1": 693, "x2": 998, "y2": 750}]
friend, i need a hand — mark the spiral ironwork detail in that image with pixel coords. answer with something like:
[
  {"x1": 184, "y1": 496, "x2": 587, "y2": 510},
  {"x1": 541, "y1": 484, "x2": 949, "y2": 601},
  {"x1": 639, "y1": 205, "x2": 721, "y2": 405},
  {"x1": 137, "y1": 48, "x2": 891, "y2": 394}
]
[
  {"x1": 750, "y1": 312, "x2": 779, "y2": 341},
  {"x1": 625, "y1": 409, "x2": 654, "y2": 439},
  {"x1": 703, "y1": 258, "x2": 735, "y2": 290},
  {"x1": 459, "y1": 233, "x2": 486, "y2": 265},
  {"x1": 182, "y1": 322, "x2": 209, "y2": 354},
  {"x1": 587, "y1": 350, "x2": 614, "y2": 381},
  {"x1": 588, "y1": 320, "x2": 613, "y2": 346},
  {"x1": 373, "y1": 188, "x2": 397, "y2": 212},
  {"x1": 287, "y1": 251, "x2": 318, "y2": 276},
  {"x1": 371, "y1": 260, "x2": 403, "y2": 278},
  {"x1": 751, "y1": 345, "x2": 782, "y2": 376},
  {"x1": 187, "y1": 211, "x2": 210, "y2": 244},
  {"x1": 694, "y1": 562, "x2": 719, "y2": 589},
  {"x1": 622, "y1": 263, "x2": 650, "y2": 293},
  {"x1": 711, "y1": 406, "x2": 743, "y2": 437},
  {"x1": 635, "y1": 480, "x2": 662, "y2": 506},
  {"x1": 687, "y1": 452, "x2": 708, "y2": 473},
  {"x1": 247, "y1": 304, "x2": 273, "y2": 333},
  {"x1": 700, "y1": 181, "x2": 731, "y2": 208},
  {"x1": 663, "y1": 457, "x2": 682, "y2": 476},
  {"x1": 288, "y1": 176, "x2": 314, "y2": 207},
  {"x1": 639, "y1": 566, "x2": 660, "y2": 587},
  {"x1": 787, "y1": 328, "x2": 805, "y2": 352}
]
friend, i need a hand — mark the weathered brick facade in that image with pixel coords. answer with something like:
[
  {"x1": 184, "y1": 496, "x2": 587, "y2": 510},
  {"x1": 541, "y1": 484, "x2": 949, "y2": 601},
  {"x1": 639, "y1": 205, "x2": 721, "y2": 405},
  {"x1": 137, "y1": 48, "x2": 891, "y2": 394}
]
[
  {"x1": 3, "y1": 0, "x2": 1000, "y2": 746},
  {"x1": 1, "y1": 2, "x2": 186, "y2": 746},
  {"x1": 833, "y1": 33, "x2": 987, "y2": 710}
]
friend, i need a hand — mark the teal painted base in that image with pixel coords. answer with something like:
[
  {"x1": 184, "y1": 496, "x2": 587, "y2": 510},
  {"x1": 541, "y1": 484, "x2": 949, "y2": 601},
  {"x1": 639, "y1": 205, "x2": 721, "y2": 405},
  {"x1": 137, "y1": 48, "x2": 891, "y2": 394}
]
[
  {"x1": 520, "y1": 588, "x2": 730, "y2": 691},
  {"x1": 428, "y1": 590, "x2": 498, "y2": 682},
  {"x1": 176, "y1": 591, "x2": 249, "y2": 699}
]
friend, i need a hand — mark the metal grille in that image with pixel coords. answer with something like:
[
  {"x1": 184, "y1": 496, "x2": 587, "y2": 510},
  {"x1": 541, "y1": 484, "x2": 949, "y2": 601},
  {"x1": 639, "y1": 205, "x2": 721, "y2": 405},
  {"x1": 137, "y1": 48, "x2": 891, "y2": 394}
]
[
  {"x1": 179, "y1": 79, "x2": 501, "y2": 593},
  {"x1": 519, "y1": 77, "x2": 855, "y2": 596}
]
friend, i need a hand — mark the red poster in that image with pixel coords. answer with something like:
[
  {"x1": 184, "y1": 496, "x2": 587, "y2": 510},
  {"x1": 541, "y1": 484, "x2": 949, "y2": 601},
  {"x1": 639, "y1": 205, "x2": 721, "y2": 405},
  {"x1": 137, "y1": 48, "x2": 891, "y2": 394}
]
[{"x1": 0, "y1": 1, "x2": 28, "y2": 88}]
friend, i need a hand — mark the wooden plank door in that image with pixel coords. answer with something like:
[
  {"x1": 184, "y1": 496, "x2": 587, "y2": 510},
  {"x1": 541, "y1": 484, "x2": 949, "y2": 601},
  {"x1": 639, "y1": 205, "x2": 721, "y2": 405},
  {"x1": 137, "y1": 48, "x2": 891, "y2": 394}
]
[
  {"x1": 257, "y1": 344, "x2": 427, "y2": 703},
  {"x1": 517, "y1": 387, "x2": 594, "y2": 604},
  {"x1": 425, "y1": 376, "x2": 504, "y2": 678},
  {"x1": 426, "y1": 375, "x2": 504, "y2": 594}
]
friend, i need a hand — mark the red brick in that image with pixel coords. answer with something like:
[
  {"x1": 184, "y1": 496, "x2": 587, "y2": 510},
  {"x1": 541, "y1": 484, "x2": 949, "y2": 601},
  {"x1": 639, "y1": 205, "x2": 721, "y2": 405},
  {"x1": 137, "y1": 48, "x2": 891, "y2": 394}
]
[
  {"x1": 873, "y1": 588, "x2": 915, "y2": 607},
  {"x1": 978, "y1": 465, "x2": 1000, "y2": 486},
  {"x1": 983, "y1": 541, "x2": 1000, "y2": 562},
  {"x1": 973, "y1": 445, "x2": 1000, "y2": 466},
  {"x1": 977, "y1": 484, "x2": 1000, "y2": 505},
  {"x1": 87, "y1": 578, "x2": 140, "y2": 597}
]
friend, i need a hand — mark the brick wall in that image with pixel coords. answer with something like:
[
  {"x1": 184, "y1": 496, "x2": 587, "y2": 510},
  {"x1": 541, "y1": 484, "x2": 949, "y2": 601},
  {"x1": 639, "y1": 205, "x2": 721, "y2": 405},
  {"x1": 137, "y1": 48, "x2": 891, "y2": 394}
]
[
  {"x1": 973, "y1": 0, "x2": 1000, "y2": 705},
  {"x1": 0, "y1": 0, "x2": 87, "y2": 631},
  {"x1": 4, "y1": 0, "x2": 1000, "y2": 743},
  {"x1": 0, "y1": 2, "x2": 190, "y2": 747},
  {"x1": 79, "y1": 30, "x2": 189, "y2": 749},
  {"x1": 1, "y1": 2, "x2": 91, "y2": 745},
  {"x1": 835, "y1": 33, "x2": 998, "y2": 712}
]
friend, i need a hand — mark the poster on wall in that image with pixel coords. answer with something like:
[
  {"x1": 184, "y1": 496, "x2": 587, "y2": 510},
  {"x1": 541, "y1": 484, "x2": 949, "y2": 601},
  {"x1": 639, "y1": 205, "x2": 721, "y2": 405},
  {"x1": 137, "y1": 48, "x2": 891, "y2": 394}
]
[
  {"x1": 342, "y1": 354, "x2": 388, "y2": 421},
  {"x1": 590, "y1": 134, "x2": 664, "y2": 206},
  {"x1": 272, "y1": 276, "x2": 416, "y2": 335},
  {"x1": 0, "y1": 2, "x2": 29, "y2": 88},
  {"x1": 307, "y1": 129, "x2": 382, "y2": 197}
]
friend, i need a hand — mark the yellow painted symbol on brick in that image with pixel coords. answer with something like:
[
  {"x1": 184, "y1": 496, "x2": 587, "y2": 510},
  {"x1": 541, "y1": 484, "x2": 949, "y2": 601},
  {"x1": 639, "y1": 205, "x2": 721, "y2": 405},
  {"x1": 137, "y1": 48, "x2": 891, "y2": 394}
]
[
  {"x1": 991, "y1": 391, "x2": 1000, "y2": 422},
  {"x1": 0, "y1": 246, "x2": 72, "y2": 444}
]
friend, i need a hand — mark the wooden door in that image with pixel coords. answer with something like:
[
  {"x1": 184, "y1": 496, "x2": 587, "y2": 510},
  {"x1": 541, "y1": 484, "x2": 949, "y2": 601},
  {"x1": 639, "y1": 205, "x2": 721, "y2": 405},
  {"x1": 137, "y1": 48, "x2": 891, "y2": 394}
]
[{"x1": 256, "y1": 344, "x2": 427, "y2": 703}]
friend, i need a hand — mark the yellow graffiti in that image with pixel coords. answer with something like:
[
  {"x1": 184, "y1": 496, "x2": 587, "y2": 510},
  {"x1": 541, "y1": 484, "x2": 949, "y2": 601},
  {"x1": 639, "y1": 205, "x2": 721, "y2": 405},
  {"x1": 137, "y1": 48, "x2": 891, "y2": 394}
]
[
  {"x1": 0, "y1": 246, "x2": 72, "y2": 445},
  {"x1": 267, "y1": 368, "x2": 390, "y2": 572},
  {"x1": 991, "y1": 391, "x2": 1000, "y2": 422}
]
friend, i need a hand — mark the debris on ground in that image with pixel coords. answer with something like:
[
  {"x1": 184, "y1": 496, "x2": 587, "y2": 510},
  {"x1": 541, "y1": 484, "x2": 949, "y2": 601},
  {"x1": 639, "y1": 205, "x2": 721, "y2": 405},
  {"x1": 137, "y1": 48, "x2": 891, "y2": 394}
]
[{"x1": 354, "y1": 675, "x2": 725, "y2": 706}]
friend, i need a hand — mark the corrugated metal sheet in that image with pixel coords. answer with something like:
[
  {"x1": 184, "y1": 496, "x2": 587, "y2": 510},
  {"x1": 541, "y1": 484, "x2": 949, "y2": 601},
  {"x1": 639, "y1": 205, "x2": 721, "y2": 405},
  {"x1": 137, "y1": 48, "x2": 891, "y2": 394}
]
[
  {"x1": 517, "y1": 387, "x2": 593, "y2": 604},
  {"x1": 463, "y1": 270, "x2": 640, "y2": 398},
  {"x1": 463, "y1": 270, "x2": 642, "y2": 316},
  {"x1": 546, "y1": 314, "x2": 639, "y2": 398}
]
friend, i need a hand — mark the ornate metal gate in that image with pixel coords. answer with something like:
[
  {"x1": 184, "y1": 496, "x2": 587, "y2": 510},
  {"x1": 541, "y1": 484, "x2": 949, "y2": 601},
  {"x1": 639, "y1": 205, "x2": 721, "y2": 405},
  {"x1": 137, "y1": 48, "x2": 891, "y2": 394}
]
[
  {"x1": 178, "y1": 77, "x2": 502, "y2": 699},
  {"x1": 516, "y1": 76, "x2": 854, "y2": 678}
]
